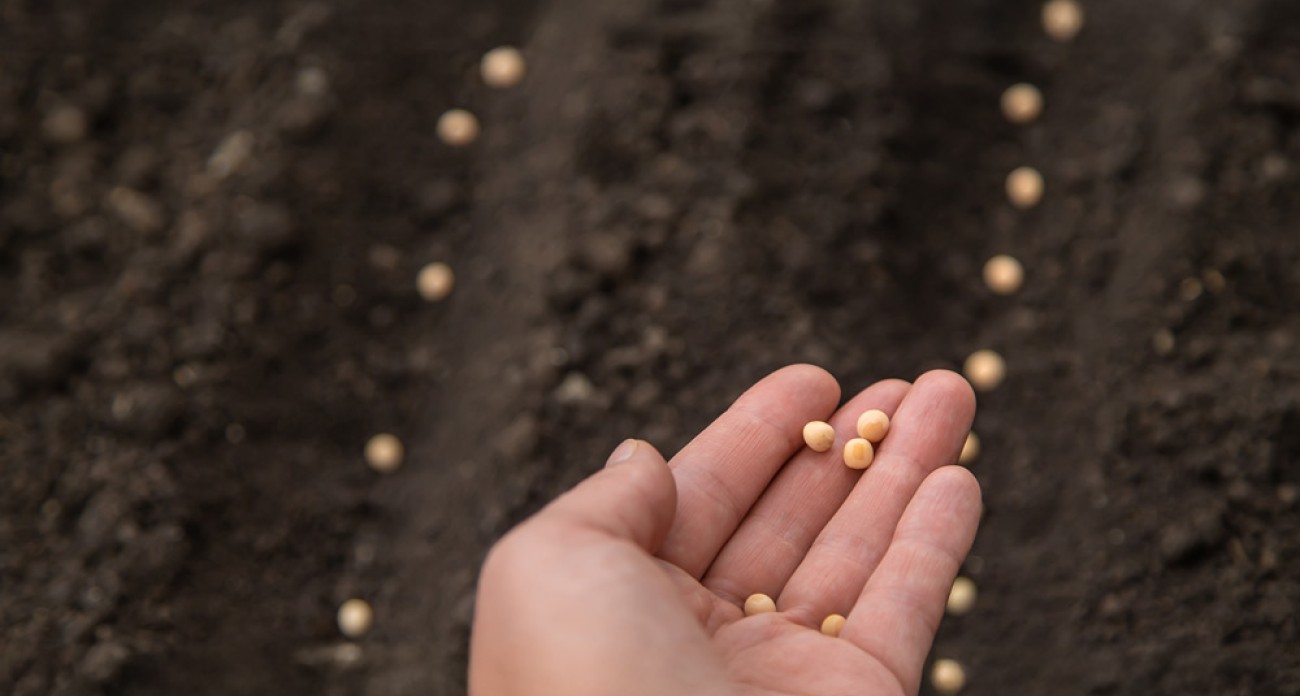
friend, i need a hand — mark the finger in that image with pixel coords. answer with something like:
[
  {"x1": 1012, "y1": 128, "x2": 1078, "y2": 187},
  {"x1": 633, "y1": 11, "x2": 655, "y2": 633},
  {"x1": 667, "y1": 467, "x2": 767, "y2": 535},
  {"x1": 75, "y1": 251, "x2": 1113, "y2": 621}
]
[
  {"x1": 841, "y1": 466, "x2": 981, "y2": 694},
  {"x1": 658, "y1": 365, "x2": 841, "y2": 578},
  {"x1": 542, "y1": 439, "x2": 677, "y2": 551},
  {"x1": 779, "y1": 370, "x2": 975, "y2": 624},
  {"x1": 700, "y1": 379, "x2": 911, "y2": 604}
]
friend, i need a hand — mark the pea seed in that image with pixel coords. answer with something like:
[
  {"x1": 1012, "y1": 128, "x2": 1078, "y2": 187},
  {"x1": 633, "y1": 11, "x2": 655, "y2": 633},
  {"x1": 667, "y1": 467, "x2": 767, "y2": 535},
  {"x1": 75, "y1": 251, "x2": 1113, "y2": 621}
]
[
  {"x1": 982, "y1": 255, "x2": 1024, "y2": 295},
  {"x1": 820, "y1": 613, "x2": 846, "y2": 637},
  {"x1": 365, "y1": 433, "x2": 404, "y2": 473},
  {"x1": 931, "y1": 658, "x2": 967, "y2": 694},
  {"x1": 1000, "y1": 83, "x2": 1043, "y2": 124},
  {"x1": 417, "y1": 262, "x2": 455, "y2": 302},
  {"x1": 481, "y1": 46, "x2": 526, "y2": 88},
  {"x1": 802, "y1": 420, "x2": 836, "y2": 453},
  {"x1": 743, "y1": 593, "x2": 776, "y2": 616},
  {"x1": 1042, "y1": 0, "x2": 1084, "y2": 42},
  {"x1": 855, "y1": 409, "x2": 890, "y2": 443},
  {"x1": 963, "y1": 350, "x2": 1006, "y2": 392},
  {"x1": 1006, "y1": 166, "x2": 1044, "y2": 209},
  {"x1": 959, "y1": 432, "x2": 980, "y2": 465},
  {"x1": 946, "y1": 576, "x2": 977, "y2": 616},
  {"x1": 437, "y1": 109, "x2": 480, "y2": 147},
  {"x1": 337, "y1": 598, "x2": 374, "y2": 638},
  {"x1": 843, "y1": 438, "x2": 874, "y2": 470}
]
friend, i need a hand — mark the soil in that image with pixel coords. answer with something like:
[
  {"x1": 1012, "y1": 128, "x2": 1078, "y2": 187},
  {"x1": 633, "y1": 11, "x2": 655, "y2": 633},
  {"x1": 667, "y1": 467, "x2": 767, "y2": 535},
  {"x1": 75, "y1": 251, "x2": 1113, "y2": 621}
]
[{"x1": 2, "y1": 0, "x2": 1299, "y2": 694}]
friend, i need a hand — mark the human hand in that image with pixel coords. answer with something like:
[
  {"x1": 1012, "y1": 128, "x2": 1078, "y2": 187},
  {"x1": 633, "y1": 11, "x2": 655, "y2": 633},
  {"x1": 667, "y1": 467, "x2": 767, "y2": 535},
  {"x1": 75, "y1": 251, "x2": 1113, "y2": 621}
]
[{"x1": 470, "y1": 366, "x2": 980, "y2": 696}]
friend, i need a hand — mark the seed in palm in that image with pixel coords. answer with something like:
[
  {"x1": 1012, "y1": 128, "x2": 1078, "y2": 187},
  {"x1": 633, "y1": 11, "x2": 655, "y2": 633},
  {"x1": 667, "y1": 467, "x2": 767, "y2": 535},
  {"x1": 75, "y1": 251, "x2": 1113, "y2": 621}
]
[
  {"x1": 855, "y1": 409, "x2": 889, "y2": 443},
  {"x1": 802, "y1": 420, "x2": 836, "y2": 452},
  {"x1": 820, "y1": 614, "x2": 846, "y2": 637},
  {"x1": 743, "y1": 593, "x2": 776, "y2": 616},
  {"x1": 843, "y1": 438, "x2": 874, "y2": 470}
]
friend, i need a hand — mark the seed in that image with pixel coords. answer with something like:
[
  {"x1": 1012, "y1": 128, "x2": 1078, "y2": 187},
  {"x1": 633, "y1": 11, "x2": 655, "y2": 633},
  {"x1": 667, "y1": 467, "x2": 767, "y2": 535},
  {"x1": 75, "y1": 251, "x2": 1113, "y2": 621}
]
[
  {"x1": 959, "y1": 432, "x2": 980, "y2": 465},
  {"x1": 1000, "y1": 83, "x2": 1043, "y2": 124},
  {"x1": 947, "y1": 576, "x2": 977, "y2": 616},
  {"x1": 481, "y1": 46, "x2": 526, "y2": 88},
  {"x1": 1152, "y1": 329, "x2": 1175, "y2": 356},
  {"x1": 364, "y1": 433, "x2": 404, "y2": 473},
  {"x1": 820, "y1": 614, "x2": 846, "y2": 637},
  {"x1": 417, "y1": 262, "x2": 456, "y2": 302},
  {"x1": 931, "y1": 658, "x2": 967, "y2": 694},
  {"x1": 1042, "y1": 0, "x2": 1085, "y2": 42},
  {"x1": 437, "y1": 109, "x2": 480, "y2": 147},
  {"x1": 843, "y1": 438, "x2": 874, "y2": 470},
  {"x1": 982, "y1": 255, "x2": 1024, "y2": 295},
  {"x1": 1006, "y1": 166, "x2": 1044, "y2": 209},
  {"x1": 855, "y1": 409, "x2": 890, "y2": 443},
  {"x1": 803, "y1": 420, "x2": 836, "y2": 453},
  {"x1": 963, "y1": 350, "x2": 1006, "y2": 392},
  {"x1": 743, "y1": 593, "x2": 776, "y2": 616},
  {"x1": 337, "y1": 598, "x2": 374, "y2": 638}
]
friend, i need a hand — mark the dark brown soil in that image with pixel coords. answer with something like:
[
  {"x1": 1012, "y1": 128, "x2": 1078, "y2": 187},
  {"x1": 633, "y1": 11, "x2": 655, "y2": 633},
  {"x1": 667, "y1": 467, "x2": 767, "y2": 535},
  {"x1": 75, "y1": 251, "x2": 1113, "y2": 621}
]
[{"x1": 3, "y1": 0, "x2": 1299, "y2": 694}]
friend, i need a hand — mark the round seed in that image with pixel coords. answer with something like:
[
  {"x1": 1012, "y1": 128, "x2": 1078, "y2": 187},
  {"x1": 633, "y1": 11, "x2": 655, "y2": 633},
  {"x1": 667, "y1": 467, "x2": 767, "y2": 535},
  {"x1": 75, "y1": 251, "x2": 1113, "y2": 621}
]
[
  {"x1": 364, "y1": 433, "x2": 404, "y2": 473},
  {"x1": 959, "y1": 432, "x2": 980, "y2": 465},
  {"x1": 843, "y1": 437, "x2": 874, "y2": 470},
  {"x1": 437, "y1": 109, "x2": 480, "y2": 147},
  {"x1": 963, "y1": 350, "x2": 1006, "y2": 392},
  {"x1": 947, "y1": 576, "x2": 977, "y2": 616},
  {"x1": 983, "y1": 255, "x2": 1024, "y2": 295},
  {"x1": 1006, "y1": 166, "x2": 1044, "y2": 209},
  {"x1": 1042, "y1": 0, "x2": 1085, "y2": 42},
  {"x1": 820, "y1": 614, "x2": 846, "y2": 637},
  {"x1": 743, "y1": 593, "x2": 776, "y2": 616},
  {"x1": 931, "y1": 658, "x2": 967, "y2": 694},
  {"x1": 1000, "y1": 83, "x2": 1043, "y2": 124},
  {"x1": 855, "y1": 409, "x2": 890, "y2": 443},
  {"x1": 803, "y1": 420, "x2": 836, "y2": 453},
  {"x1": 417, "y1": 262, "x2": 456, "y2": 302},
  {"x1": 337, "y1": 598, "x2": 374, "y2": 638},
  {"x1": 481, "y1": 46, "x2": 526, "y2": 88}
]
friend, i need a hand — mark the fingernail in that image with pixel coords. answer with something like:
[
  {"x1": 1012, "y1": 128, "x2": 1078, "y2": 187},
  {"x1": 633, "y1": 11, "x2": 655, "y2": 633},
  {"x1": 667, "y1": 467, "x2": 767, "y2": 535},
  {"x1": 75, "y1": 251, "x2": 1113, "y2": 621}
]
[{"x1": 607, "y1": 439, "x2": 640, "y2": 467}]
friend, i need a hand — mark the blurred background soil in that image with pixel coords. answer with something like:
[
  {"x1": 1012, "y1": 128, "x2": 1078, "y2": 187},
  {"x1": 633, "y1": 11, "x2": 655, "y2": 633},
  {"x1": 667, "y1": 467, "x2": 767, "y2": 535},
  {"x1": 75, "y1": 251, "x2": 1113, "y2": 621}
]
[{"x1": 2, "y1": 0, "x2": 1299, "y2": 694}]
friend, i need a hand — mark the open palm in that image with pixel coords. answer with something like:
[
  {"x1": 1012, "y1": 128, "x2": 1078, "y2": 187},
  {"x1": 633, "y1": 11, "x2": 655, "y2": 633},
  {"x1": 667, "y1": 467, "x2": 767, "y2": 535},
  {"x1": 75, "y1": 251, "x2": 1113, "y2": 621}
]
[{"x1": 471, "y1": 366, "x2": 980, "y2": 696}]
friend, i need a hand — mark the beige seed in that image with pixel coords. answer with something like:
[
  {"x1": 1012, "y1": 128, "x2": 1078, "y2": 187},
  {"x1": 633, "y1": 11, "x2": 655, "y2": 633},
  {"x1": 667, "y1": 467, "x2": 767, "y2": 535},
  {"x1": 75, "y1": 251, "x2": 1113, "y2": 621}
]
[
  {"x1": 843, "y1": 438, "x2": 874, "y2": 470},
  {"x1": 437, "y1": 108, "x2": 480, "y2": 147},
  {"x1": 337, "y1": 598, "x2": 374, "y2": 638},
  {"x1": 1006, "y1": 166, "x2": 1044, "y2": 209},
  {"x1": 1000, "y1": 83, "x2": 1043, "y2": 124},
  {"x1": 364, "y1": 433, "x2": 404, "y2": 473},
  {"x1": 417, "y1": 262, "x2": 455, "y2": 302},
  {"x1": 855, "y1": 409, "x2": 890, "y2": 443},
  {"x1": 931, "y1": 658, "x2": 967, "y2": 694},
  {"x1": 743, "y1": 593, "x2": 776, "y2": 616},
  {"x1": 820, "y1": 614, "x2": 846, "y2": 637},
  {"x1": 959, "y1": 432, "x2": 980, "y2": 465},
  {"x1": 947, "y1": 576, "x2": 977, "y2": 616},
  {"x1": 481, "y1": 46, "x2": 526, "y2": 88},
  {"x1": 803, "y1": 420, "x2": 836, "y2": 453},
  {"x1": 963, "y1": 350, "x2": 1006, "y2": 392},
  {"x1": 983, "y1": 255, "x2": 1024, "y2": 295},
  {"x1": 1042, "y1": 0, "x2": 1085, "y2": 42},
  {"x1": 1152, "y1": 329, "x2": 1176, "y2": 356}
]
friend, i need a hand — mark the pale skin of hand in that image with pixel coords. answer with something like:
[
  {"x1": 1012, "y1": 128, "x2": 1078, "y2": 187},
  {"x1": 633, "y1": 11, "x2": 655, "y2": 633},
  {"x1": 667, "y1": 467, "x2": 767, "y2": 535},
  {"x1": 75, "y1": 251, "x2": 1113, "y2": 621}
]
[{"x1": 470, "y1": 366, "x2": 981, "y2": 696}]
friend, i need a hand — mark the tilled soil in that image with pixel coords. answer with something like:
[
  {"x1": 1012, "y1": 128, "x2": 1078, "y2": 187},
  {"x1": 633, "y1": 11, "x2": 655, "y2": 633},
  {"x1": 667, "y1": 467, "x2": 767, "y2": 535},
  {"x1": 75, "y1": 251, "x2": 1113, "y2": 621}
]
[{"x1": 2, "y1": 0, "x2": 1298, "y2": 694}]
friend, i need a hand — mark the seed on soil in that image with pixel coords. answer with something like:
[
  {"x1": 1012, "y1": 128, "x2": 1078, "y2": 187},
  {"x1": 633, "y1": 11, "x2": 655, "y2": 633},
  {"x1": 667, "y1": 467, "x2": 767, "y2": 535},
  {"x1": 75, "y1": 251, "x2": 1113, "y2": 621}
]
[
  {"x1": 843, "y1": 438, "x2": 874, "y2": 470},
  {"x1": 931, "y1": 658, "x2": 967, "y2": 694},
  {"x1": 1006, "y1": 167, "x2": 1044, "y2": 209},
  {"x1": 437, "y1": 109, "x2": 480, "y2": 147},
  {"x1": 983, "y1": 255, "x2": 1024, "y2": 295},
  {"x1": 417, "y1": 262, "x2": 456, "y2": 302},
  {"x1": 959, "y1": 432, "x2": 980, "y2": 465},
  {"x1": 963, "y1": 350, "x2": 1006, "y2": 392},
  {"x1": 855, "y1": 409, "x2": 890, "y2": 443},
  {"x1": 947, "y1": 576, "x2": 977, "y2": 616},
  {"x1": 820, "y1": 613, "x2": 847, "y2": 637},
  {"x1": 1152, "y1": 329, "x2": 1176, "y2": 356},
  {"x1": 744, "y1": 593, "x2": 776, "y2": 616},
  {"x1": 481, "y1": 46, "x2": 526, "y2": 88},
  {"x1": 1042, "y1": 0, "x2": 1085, "y2": 42},
  {"x1": 803, "y1": 420, "x2": 836, "y2": 452},
  {"x1": 364, "y1": 433, "x2": 404, "y2": 473},
  {"x1": 1000, "y1": 83, "x2": 1043, "y2": 124},
  {"x1": 337, "y1": 598, "x2": 374, "y2": 638}
]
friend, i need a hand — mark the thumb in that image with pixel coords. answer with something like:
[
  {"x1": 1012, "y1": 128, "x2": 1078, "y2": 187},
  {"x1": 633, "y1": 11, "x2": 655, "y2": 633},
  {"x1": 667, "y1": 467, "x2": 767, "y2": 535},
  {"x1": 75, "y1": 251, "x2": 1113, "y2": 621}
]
[{"x1": 542, "y1": 439, "x2": 678, "y2": 553}]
